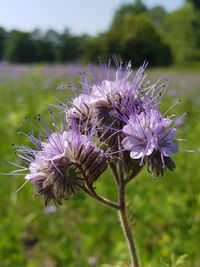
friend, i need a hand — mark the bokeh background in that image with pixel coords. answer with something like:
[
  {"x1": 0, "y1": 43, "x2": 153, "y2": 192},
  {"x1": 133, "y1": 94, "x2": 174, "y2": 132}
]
[{"x1": 0, "y1": 0, "x2": 200, "y2": 266}]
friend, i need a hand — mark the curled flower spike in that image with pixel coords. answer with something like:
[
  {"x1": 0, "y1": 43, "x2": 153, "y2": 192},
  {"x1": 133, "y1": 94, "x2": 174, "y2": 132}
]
[
  {"x1": 15, "y1": 125, "x2": 107, "y2": 205},
  {"x1": 27, "y1": 153, "x2": 83, "y2": 205},
  {"x1": 19, "y1": 131, "x2": 83, "y2": 205},
  {"x1": 64, "y1": 130, "x2": 107, "y2": 184}
]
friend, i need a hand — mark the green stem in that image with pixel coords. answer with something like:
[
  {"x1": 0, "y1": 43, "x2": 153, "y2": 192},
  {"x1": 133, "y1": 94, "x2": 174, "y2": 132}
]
[
  {"x1": 82, "y1": 184, "x2": 120, "y2": 210},
  {"x1": 118, "y1": 182, "x2": 140, "y2": 267},
  {"x1": 79, "y1": 165, "x2": 120, "y2": 210},
  {"x1": 117, "y1": 132, "x2": 140, "y2": 266}
]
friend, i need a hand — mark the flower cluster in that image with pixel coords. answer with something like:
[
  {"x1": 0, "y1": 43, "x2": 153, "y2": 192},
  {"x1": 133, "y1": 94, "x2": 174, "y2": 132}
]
[
  {"x1": 15, "y1": 61, "x2": 179, "y2": 205},
  {"x1": 67, "y1": 62, "x2": 178, "y2": 177},
  {"x1": 16, "y1": 128, "x2": 107, "y2": 205}
]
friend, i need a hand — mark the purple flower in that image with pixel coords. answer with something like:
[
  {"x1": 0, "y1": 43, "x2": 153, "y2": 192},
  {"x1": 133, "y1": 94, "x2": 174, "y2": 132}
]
[
  {"x1": 63, "y1": 61, "x2": 177, "y2": 178},
  {"x1": 63, "y1": 62, "x2": 169, "y2": 156},
  {"x1": 16, "y1": 126, "x2": 107, "y2": 205},
  {"x1": 38, "y1": 131, "x2": 67, "y2": 161},
  {"x1": 122, "y1": 109, "x2": 178, "y2": 176},
  {"x1": 66, "y1": 63, "x2": 149, "y2": 128},
  {"x1": 67, "y1": 93, "x2": 94, "y2": 124},
  {"x1": 25, "y1": 155, "x2": 48, "y2": 181},
  {"x1": 90, "y1": 64, "x2": 141, "y2": 112}
]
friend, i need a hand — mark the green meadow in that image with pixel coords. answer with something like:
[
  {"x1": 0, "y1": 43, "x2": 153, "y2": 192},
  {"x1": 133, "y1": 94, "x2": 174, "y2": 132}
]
[{"x1": 0, "y1": 64, "x2": 200, "y2": 267}]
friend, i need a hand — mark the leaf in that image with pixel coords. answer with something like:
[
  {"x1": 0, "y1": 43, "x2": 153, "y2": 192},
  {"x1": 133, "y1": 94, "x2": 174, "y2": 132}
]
[{"x1": 174, "y1": 254, "x2": 187, "y2": 267}]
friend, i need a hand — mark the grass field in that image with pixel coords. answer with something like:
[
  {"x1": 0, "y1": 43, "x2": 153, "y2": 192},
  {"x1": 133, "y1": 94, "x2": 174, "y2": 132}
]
[{"x1": 0, "y1": 63, "x2": 200, "y2": 267}]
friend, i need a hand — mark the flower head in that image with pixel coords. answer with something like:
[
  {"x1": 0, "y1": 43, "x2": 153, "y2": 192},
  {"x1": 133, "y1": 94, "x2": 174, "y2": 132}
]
[
  {"x1": 122, "y1": 109, "x2": 178, "y2": 177},
  {"x1": 38, "y1": 131, "x2": 67, "y2": 161},
  {"x1": 16, "y1": 125, "x2": 107, "y2": 205},
  {"x1": 62, "y1": 60, "x2": 179, "y2": 179},
  {"x1": 67, "y1": 93, "x2": 94, "y2": 126}
]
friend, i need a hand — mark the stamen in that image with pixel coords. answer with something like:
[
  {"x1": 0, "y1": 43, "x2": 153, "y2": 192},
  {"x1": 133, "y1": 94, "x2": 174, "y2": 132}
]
[{"x1": 163, "y1": 99, "x2": 181, "y2": 117}]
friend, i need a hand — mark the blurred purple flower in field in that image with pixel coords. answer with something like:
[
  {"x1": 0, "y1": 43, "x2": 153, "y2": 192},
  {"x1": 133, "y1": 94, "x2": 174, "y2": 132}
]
[
  {"x1": 0, "y1": 62, "x2": 33, "y2": 82},
  {"x1": 44, "y1": 205, "x2": 57, "y2": 214},
  {"x1": 88, "y1": 256, "x2": 98, "y2": 266}
]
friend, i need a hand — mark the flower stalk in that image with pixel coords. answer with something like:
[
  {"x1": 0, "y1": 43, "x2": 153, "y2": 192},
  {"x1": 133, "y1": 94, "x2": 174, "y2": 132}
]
[
  {"x1": 82, "y1": 184, "x2": 120, "y2": 210},
  {"x1": 118, "y1": 178, "x2": 140, "y2": 267},
  {"x1": 83, "y1": 159, "x2": 140, "y2": 266},
  {"x1": 83, "y1": 160, "x2": 140, "y2": 266}
]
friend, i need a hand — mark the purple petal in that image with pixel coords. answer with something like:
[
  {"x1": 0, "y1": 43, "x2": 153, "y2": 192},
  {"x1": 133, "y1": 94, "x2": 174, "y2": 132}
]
[
  {"x1": 122, "y1": 136, "x2": 145, "y2": 151},
  {"x1": 160, "y1": 142, "x2": 178, "y2": 157},
  {"x1": 160, "y1": 128, "x2": 176, "y2": 143},
  {"x1": 130, "y1": 150, "x2": 145, "y2": 159}
]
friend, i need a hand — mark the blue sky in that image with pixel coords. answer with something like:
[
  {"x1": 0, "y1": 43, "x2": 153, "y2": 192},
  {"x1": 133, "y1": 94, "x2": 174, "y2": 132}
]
[{"x1": 0, "y1": 0, "x2": 184, "y2": 36}]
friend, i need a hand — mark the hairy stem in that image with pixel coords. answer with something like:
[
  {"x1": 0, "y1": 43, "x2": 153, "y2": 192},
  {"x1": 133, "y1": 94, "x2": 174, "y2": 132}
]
[
  {"x1": 80, "y1": 165, "x2": 120, "y2": 210},
  {"x1": 116, "y1": 132, "x2": 140, "y2": 266},
  {"x1": 118, "y1": 181, "x2": 140, "y2": 267}
]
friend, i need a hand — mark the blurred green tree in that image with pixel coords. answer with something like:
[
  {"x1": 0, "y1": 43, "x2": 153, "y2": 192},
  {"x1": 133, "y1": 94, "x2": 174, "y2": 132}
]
[
  {"x1": 117, "y1": 15, "x2": 172, "y2": 66},
  {"x1": 0, "y1": 27, "x2": 7, "y2": 60},
  {"x1": 84, "y1": 1, "x2": 171, "y2": 66},
  {"x1": 4, "y1": 30, "x2": 37, "y2": 63},
  {"x1": 3, "y1": 0, "x2": 200, "y2": 66},
  {"x1": 101, "y1": 15, "x2": 171, "y2": 66},
  {"x1": 34, "y1": 29, "x2": 59, "y2": 62},
  {"x1": 81, "y1": 34, "x2": 109, "y2": 63},
  {"x1": 58, "y1": 29, "x2": 84, "y2": 62},
  {"x1": 111, "y1": 0, "x2": 147, "y2": 28},
  {"x1": 187, "y1": 0, "x2": 200, "y2": 10},
  {"x1": 145, "y1": 6, "x2": 167, "y2": 27},
  {"x1": 164, "y1": 6, "x2": 200, "y2": 64}
]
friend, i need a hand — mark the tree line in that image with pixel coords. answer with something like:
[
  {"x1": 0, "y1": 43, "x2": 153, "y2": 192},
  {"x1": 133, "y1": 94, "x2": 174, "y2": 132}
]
[{"x1": 0, "y1": 0, "x2": 199, "y2": 66}]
